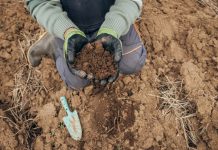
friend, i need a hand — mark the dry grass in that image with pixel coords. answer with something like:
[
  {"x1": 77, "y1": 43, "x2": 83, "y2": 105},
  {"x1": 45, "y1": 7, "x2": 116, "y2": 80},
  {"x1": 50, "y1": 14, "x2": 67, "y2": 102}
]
[
  {"x1": 150, "y1": 76, "x2": 198, "y2": 149},
  {"x1": 0, "y1": 30, "x2": 45, "y2": 149},
  {"x1": 13, "y1": 65, "x2": 47, "y2": 102},
  {"x1": 0, "y1": 102, "x2": 42, "y2": 150},
  {"x1": 14, "y1": 30, "x2": 47, "y2": 106},
  {"x1": 197, "y1": 0, "x2": 218, "y2": 14}
]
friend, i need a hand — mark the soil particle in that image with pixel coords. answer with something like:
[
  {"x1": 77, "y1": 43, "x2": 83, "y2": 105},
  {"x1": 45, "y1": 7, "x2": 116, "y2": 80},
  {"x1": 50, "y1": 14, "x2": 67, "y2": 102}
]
[
  {"x1": 122, "y1": 76, "x2": 132, "y2": 85},
  {"x1": 74, "y1": 42, "x2": 116, "y2": 80},
  {"x1": 84, "y1": 85, "x2": 94, "y2": 96}
]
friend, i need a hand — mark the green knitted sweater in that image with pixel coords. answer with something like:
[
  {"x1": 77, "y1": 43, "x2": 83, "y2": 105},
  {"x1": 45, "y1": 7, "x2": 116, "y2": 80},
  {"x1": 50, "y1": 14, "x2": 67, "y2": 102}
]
[{"x1": 25, "y1": 0, "x2": 142, "y2": 39}]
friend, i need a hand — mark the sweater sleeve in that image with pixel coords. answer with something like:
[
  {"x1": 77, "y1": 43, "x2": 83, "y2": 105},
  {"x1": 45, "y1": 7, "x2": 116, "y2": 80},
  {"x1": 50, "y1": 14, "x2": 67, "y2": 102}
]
[
  {"x1": 101, "y1": 0, "x2": 143, "y2": 38},
  {"x1": 25, "y1": 0, "x2": 78, "y2": 39}
]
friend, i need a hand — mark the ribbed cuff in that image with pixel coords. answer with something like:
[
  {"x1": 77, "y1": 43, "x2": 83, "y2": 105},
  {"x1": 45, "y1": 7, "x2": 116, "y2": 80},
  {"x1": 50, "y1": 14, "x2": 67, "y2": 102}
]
[
  {"x1": 101, "y1": 15, "x2": 127, "y2": 38},
  {"x1": 100, "y1": 0, "x2": 140, "y2": 38},
  {"x1": 53, "y1": 13, "x2": 78, "y2": 40},
  {"x1": 97, "y1": 27, "x2": 118, "y2": 38}
]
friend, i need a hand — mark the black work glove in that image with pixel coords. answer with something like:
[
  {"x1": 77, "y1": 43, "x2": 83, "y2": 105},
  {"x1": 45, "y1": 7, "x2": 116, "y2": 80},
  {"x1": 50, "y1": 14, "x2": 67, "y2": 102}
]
[
  {"x1": 95, "y1": 32, "x2": 123, "y2": 85},
  {"x1": 64, "y1": 28, "x2": 92, "y2": 79}
]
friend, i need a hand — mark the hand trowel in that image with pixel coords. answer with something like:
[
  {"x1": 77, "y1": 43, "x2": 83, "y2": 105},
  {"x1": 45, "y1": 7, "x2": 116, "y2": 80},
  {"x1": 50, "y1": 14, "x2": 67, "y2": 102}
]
[{"x1": 60, "y1": 96, "x2": 82, "y2": 140}]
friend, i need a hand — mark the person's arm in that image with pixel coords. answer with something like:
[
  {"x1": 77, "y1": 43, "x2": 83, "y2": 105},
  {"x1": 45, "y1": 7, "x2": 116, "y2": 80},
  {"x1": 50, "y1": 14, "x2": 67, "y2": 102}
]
[
  {"x1": 25, "y1": 0, "x2": 78, "y2": 39},
  {"x1": 99, "y1": 0, "x2": 143, "y2": 38}
]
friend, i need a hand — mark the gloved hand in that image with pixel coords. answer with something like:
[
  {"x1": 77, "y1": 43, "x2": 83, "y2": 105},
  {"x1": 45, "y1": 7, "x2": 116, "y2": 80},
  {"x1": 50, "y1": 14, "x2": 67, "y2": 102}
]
[
  {"x1": 64, "y1": 28, "x2": 91, "y2": 79},
  {"x1": 95, "y1": 28, "x2": 123, "y2": 85}
]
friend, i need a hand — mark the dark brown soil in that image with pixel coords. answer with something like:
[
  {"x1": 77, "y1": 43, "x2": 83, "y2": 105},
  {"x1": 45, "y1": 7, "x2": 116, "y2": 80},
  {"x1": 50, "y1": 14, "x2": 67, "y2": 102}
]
[
  {"x1": 92, "y1": 89, "x2": 135, "y2": 136},
  {"x1": 74, "y1": 42, "x2": 116, "y2": 80}
]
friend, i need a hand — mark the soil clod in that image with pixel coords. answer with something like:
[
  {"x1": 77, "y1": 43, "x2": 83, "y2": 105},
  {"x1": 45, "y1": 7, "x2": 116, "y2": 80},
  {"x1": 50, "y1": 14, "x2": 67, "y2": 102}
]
[
  {"x1": 73, "y1": 42, "x2": 117, "y2": 80},
  {"x1": 92, "y1": 90, "x2": 135, "y2": 136}
]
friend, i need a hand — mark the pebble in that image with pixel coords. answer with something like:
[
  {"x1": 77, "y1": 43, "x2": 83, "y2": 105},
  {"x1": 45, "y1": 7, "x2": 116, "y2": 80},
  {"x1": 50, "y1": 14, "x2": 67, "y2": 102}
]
[
  {"x1": 155, "y1": 135, "x2": 163, "y2": 141},
  {"x1": 97, "y1": 141, "x2": 102, "y2": 147},
  {"x1": 40, "y1": 89, "x2": 46, "y2": 98},
  {"x1": 122, "y1": 76, "x2": 132, "y2": 85},
  {"x1": 122, "y1": 92, "x2": 128, "y2": 97},
  {"x1": 134, "y1": 110, "x2": 139, "y2": 117},
  {"x1": 118, "y1": 80, "x2": 124, "y2": 88},
  {"x1": 158, "y1": 68, "x2": 165, "y2": 74},
  {"x1": 139, "y1": 83, "x2": 146, "y2": 90},
  {"x1": 84, "y1": 85, "x2": 94, "y2": 95},
  {"x1": 124, "y1": 139, "x2": 130, "y2": 145},
  {"x1": 72, "y1": 90, "x2": 79, "y2": 95}
]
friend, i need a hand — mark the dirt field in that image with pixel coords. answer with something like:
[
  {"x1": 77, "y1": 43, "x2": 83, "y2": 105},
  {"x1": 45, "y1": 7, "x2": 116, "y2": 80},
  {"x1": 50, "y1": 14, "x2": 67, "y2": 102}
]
[{"x1": 0, "y1": 0, "x2": 218, "y2": 150}]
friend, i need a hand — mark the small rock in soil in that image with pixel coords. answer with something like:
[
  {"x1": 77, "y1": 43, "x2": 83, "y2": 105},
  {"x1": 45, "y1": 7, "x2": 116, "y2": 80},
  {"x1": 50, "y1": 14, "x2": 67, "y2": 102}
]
[
  {"x1": 122, "y1": 76, "x2": 132, "y2": 85},
  {"x1": 84, "y1": 85, "x2": 94, "y2": 95}
]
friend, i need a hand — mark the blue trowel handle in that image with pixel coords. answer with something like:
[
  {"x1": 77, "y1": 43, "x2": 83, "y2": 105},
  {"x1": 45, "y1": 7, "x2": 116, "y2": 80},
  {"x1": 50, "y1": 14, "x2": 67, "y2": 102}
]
[{"x1": 60, "y1": 96, "x2": 71, "y2": 115}]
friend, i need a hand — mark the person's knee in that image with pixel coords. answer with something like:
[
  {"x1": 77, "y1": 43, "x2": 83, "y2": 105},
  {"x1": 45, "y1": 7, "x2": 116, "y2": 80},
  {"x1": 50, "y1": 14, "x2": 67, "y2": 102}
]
[{"x1": 119, "y1": 45, "x2": 146, "y2": 75}]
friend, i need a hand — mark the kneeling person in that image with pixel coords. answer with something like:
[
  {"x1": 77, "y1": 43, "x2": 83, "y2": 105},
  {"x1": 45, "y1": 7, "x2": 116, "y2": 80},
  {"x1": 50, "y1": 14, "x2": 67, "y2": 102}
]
[{"x1": 26, "y1": 0, "x2": 146, "y2": 90}]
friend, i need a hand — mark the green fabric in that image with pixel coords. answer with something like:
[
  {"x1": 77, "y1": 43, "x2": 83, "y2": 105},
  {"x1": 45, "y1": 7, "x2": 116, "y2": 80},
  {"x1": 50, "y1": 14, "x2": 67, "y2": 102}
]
[
  {"x1": 25, "y1": 0, "x2": 47, "y2": 14},
  {"x1": 97, "y1": 27, "x2": 118, "y2": 38},
  {"x1": 25, "y1": 0, "x2": 142, "y2": 39},
  {"x1": 101, "y1": 0, "x2": 142, "y2": 38},
  {"x1": 25, "y1": 0, "x2": 78, "y2": 40},
  {"x1": 64, "y1": 28, "x2": 86, "y2": 39}
]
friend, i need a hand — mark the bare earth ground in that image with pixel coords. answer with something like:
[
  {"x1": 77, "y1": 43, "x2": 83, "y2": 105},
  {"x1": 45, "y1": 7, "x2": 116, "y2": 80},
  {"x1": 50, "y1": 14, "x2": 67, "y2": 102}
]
[{"x1": 0, "y1": 0, "x2": 218, "y2": 150}]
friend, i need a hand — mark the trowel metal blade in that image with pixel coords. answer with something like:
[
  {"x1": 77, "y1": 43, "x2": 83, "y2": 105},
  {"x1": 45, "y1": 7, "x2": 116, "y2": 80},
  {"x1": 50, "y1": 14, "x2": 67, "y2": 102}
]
[{"x1": 63, "y1": 110, "x2": 82, "y2": 140}]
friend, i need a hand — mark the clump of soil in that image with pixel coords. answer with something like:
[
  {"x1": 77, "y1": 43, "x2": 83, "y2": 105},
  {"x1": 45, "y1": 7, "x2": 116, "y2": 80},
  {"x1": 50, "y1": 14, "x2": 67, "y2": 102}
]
[
  {"x1": 94, "y1": 99, "x2": 120, "y2": 135},
  {"x1": 92, "y1": 91, "x2": 135, "y2": 136},
  {"x1": 74, "y1": 42, "x2": 117, "y2": 80}
]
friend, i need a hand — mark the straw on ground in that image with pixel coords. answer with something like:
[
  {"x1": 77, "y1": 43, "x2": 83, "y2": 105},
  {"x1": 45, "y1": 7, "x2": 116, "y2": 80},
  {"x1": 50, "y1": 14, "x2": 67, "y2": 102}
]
[{"x1": 149, "y1": 76, "x2": 198, "y2": 149}]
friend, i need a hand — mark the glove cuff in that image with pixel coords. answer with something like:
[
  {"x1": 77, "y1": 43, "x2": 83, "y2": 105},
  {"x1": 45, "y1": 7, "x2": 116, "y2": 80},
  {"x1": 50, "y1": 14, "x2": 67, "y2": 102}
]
[
  {"x1": 97, "y1": 28, "x2": 118, "y2": 39},
  {"x1": 64, "y1": 28, "x2": 86, "y2": 40}
]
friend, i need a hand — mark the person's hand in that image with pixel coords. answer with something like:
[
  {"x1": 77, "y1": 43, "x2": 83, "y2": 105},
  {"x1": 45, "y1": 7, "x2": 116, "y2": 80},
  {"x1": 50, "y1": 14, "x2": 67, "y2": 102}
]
[
  {"x1": 95, "y1": 28, "x2": 123, "y2": 85},
  {"x1": 64, "y1": 28, "x2": 92, "y2": 79}
]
